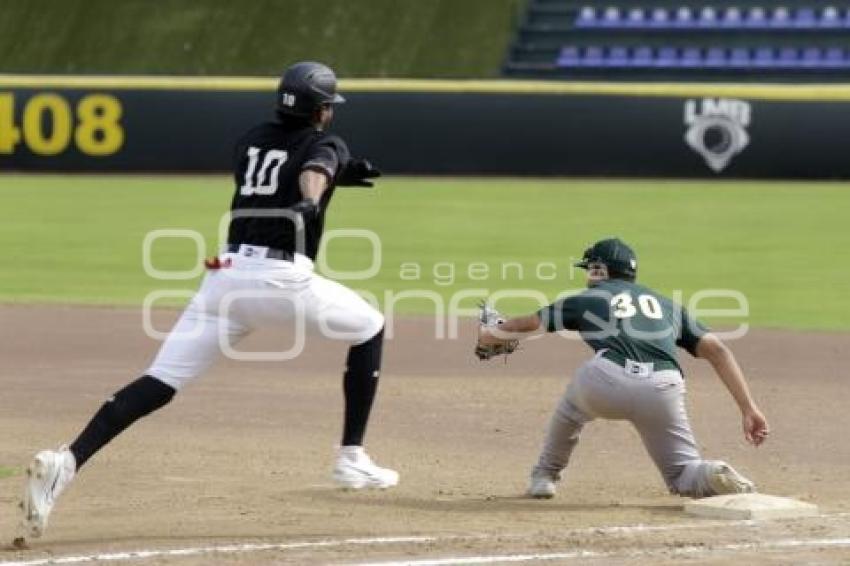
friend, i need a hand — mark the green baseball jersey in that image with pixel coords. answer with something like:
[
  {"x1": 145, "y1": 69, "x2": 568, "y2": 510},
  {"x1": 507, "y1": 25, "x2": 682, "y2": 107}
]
[{"x1": 537, "y1": 279, "x2": 708, "y2": 372}]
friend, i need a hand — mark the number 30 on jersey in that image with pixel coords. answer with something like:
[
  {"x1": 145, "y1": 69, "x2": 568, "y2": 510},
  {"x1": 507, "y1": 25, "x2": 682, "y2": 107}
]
[{"x1": 611, "y1": 292, "x2": 663, "y2": 320}]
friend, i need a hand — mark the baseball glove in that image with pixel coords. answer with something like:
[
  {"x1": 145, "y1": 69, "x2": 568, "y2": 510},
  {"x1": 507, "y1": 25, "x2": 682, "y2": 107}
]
[{"x1": 475, "y1": 301, "x2": 519, "y2": 361}]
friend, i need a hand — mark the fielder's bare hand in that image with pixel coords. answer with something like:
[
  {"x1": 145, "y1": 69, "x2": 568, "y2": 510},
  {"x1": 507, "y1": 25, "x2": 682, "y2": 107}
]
[{"x1": 743, "y1": 406, "x2": 769, "y2": 446}]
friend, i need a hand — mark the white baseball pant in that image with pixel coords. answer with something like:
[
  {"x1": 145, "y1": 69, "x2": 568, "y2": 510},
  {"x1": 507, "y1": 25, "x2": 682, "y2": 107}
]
[{"x1": 147, "y1": 248, "x2": 384, "y2": 390}]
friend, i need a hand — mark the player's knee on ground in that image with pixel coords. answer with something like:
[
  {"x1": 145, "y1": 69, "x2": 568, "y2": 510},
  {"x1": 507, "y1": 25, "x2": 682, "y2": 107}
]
[{"x1": 667, "y1": 460, "x2": 715, "y2": 497}]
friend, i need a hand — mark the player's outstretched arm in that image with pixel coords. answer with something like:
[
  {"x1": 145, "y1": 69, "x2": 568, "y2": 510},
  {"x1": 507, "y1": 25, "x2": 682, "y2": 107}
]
[
  {"x1": 479, "y1": 314, "x2": 543, "y2": 345},
  {"x1": 695, "y1": 333, "x2": 770, "y2": 446},
  {"x1": 475, "y1": 313, "x2": 543, "y2": 361},
  {"x1": 300, "y1": 169, "x2": 330, "y2": 201},
  {"x1": 288, "y1": 170, "x2": 330, "y2": 220}
]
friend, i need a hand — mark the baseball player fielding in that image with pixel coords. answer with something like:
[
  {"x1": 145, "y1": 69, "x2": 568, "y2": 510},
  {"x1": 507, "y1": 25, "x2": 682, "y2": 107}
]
[{"x1": 476, "y1": 237, "x2": 769, "y2": 499}]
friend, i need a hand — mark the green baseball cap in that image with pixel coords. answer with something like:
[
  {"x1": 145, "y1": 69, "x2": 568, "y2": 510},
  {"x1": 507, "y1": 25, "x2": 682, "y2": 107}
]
[{"x1": 575, "y1": 237, "x2": 638, "y2": 280}]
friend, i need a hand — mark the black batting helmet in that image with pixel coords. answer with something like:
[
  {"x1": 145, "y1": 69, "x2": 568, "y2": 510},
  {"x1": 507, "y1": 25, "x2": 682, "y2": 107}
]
[
  {"x1": 276, "y1": 61, "x2": 345, "y2": 117},
  {"x1": 575, "y1": 237, "x2": 638, "y2": 280}
]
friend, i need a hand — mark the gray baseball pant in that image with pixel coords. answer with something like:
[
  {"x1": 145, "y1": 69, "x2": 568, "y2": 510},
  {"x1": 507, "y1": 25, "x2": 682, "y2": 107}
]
[{"x1": 533, "y1": 352, "x2": 719, "y2": 497}]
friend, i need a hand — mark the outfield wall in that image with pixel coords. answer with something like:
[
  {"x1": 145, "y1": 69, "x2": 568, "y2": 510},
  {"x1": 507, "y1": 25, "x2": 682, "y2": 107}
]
[{"x1": 2, "y1": 76, "x2": 850, "y2": 178}]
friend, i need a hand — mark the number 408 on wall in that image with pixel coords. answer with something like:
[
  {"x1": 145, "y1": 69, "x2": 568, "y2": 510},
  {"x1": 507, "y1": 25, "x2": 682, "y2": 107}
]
[{"x1": 0, "y1": 92, "x2": 124, "y2": 156}]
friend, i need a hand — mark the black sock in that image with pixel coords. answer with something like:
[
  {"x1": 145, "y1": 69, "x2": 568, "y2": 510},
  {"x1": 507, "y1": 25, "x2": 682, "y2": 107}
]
[
  {"x1": 69, "y1": 375, "x2": 176, "y2": 470},
  {"x1": 341, "y1": 328, "x2": 384, "y2": 446}
]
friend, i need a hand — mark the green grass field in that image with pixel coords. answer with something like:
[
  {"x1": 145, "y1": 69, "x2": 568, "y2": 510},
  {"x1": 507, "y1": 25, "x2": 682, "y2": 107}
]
[{"x1": 1, "y1": 174, "x2": 847, "y2": 330}]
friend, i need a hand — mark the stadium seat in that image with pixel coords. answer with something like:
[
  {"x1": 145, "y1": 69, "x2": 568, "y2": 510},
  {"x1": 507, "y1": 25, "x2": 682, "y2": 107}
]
[
  {"x1": 649, "y1": 8, "x2": 669, "y2": 27},
  {"x1": 820, "y1": 6, "x2": 841, "y2": 27},
  {"x1": 520, "y1": 2, "x2": 850, "y2": 79},
  {"x1": 557, "y1": 46, "x2": 580, "y2": 67},
  {"x1": 729, "y1": 47, "x2": 751, "y2": 67},
  {"x1": 656, "y1": 46, "x2": 678, "y2": 67},
  {"x1": 698, "y1": 6, "x2": 718, "y2": 27},
  {"x1": 722, "y1": 7, "x2": 743, "y2": 28},
  {"x1": 576, "y1": 6, "x2": 596, "y2": 28},
  {"x1": 704, "y1": 46, "x2": 728, "y2": 67},
  {"x1": 681, "y1": 47, "x2": 702, "y2": 68},
  {"x1": 625, "y1": 8, "x2": 645, "y2": 27},
  {"x1": 601, "y1": 7, "x2": 621, "y2": 27},
  {"x1": 632, "y1": 46, "x2": 653, "y2": 66},
  {"x1": 801, "y1": 47, "x2": 824, "y2": 67},
  {"x1": 745, "y1": 7, "x2": 768, "y2": 28},
  {"x1": 555, "y1": 39, "x2": 847, "y2": 71},
  {"x1": 771, "y1": 7, "x2": 791, "y2": 28},
  {"x1": 823, "y1": 47, "x2": 847, "y2": 67},
  {"x1": 777, "y1": 47, "x2": 799, "y2": 67},
  {"x1": 570, "y1": 4, "x2": 850, "y2": 31},
  {"x1": 583, "y1": 46, "x2": 604, "y2": 66},
  {"x1": 607, "y1": 46, "x2": 629, "y2": 66},
  {"x1": 794, "y1": 8, "x2": 817, "y2": 28},
  {"x1": 674, "y1": 7, "x2": 694, "y2": 28},
  {"x1": 753, "y1": 47, "x2": 776, "y2": 67}
]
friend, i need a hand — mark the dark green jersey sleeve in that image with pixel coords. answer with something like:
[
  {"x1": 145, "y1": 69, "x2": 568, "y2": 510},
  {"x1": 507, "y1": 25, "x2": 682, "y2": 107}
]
[
  {"x1": 538, "y1": 295, "x2": 586, "y2": 333},
  {"x1": 676, "y1": 308, "x2": 709, "y2": 356}
]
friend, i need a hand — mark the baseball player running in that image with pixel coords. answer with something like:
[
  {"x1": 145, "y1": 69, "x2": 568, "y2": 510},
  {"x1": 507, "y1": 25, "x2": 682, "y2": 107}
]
[
  {"x1": 476, "y1": 237, "x2": 769, "y2": 499},
  {"x1": 20, "y1": 61, "x2": 397, "y2": 539}
]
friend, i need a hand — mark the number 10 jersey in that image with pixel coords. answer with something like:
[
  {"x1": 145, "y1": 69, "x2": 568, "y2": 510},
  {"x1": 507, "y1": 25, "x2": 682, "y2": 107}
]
[{"x1": 227, "y1": 119, "x2": 350, "y2": 260}]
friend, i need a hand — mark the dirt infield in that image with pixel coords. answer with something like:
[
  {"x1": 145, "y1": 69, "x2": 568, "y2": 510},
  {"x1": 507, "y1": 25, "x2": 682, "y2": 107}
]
[{"x1": 1, "y1": 305, "x2": 848, "y2": 564}]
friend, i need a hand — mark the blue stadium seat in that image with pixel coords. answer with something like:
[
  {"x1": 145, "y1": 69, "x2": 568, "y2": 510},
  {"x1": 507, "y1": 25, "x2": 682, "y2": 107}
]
[
  {"x1": 556, "y1": 46, "x2": 580, "y2": 67},
  {"x1": 801, "y1": 47, "x2": 823, "y2": 67},
  {"x1": 820, "y1": 6, "x2": 842, "y2": 28},
  {"x1": 607, "y1": 46, "x2": 629, "y2": 66},
  {"x1": 722, "y1": 7, "x2": 743, "y2": 28},
  {"x1": 770, "y1": 7, "x2": 791, "y2": 28},
  {"x1": 656, "y1": 46, "x2": 679, "y2": 67},
  {"x1": 555, "y1": 42, "x2": 847, "y2": 71},
  {"x1": 583, "y1": 46, "x2": 604, "y2": 66},
  {"x1": 753, "y1": 47, "x2": 776, "y2": 67},
  {"x1": 625, "y1": 8, "x2": 646, "y2": 27},
  {"x1": 704, "y1": 47, "x2": 728, "y2": 67},
  {"x1": 680, "y1": 47, "x2": 702, "y2": 67},
  {"x1": 698, "y1": 6, "x2": 719, "y2": 27},
  {"x1": 777, "y1": 47, "x2": 799, "y2": 67},
  {"x1": 674, "y1": 7, "x2": 694, "y2": 28},
  {"x1": 794, "y1": 7, "x2": 817, "y2": 28},
  {"x1": 649, "y1": 8, "x2": 669, "y2": 27},
  {"x1": 601, "y1": 7, "x2": 622, "y2": 27},
  {"x1": 571, "y1": 4, "x2": 850, "y2": 31},
  {"x1": 526, "y1": 4, "x2": 850, "y2": 78},
  {"x1": 729, "y1": 47, "x2": 751, "y2": 67},
  {"x1": 744, "y1": 7, "x2": 768, "y2": 28},
  {"x1": 823, "y1": 47, "x2": 847, "y2": 67},
  {"x1": 576, "y1": 6, "x2": 596, "y2": 28},
  {"x1": 632, "y1": 46, "x2": 653, "y2": 66}
]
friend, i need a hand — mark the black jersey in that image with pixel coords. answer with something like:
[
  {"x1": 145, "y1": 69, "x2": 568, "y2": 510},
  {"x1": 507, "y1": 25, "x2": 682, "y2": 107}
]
[{"x1": 226, "y1": 119, "x2": 349, "y2": 260}]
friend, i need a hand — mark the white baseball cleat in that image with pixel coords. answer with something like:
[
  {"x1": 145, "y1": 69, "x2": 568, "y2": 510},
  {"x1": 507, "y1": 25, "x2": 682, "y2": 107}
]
[
  {"x1": 706, "y1": 461, "x2": 755, "y2": 496},
  {"x1": 20, "y1": 446, "x2": 76, "y2": 538},
  {"x1": 527, "y1": 472, "x2": 558, "y2": 499},
  {"x1": 333, "y1": 446, "x2": 399, "y2": 489}
]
